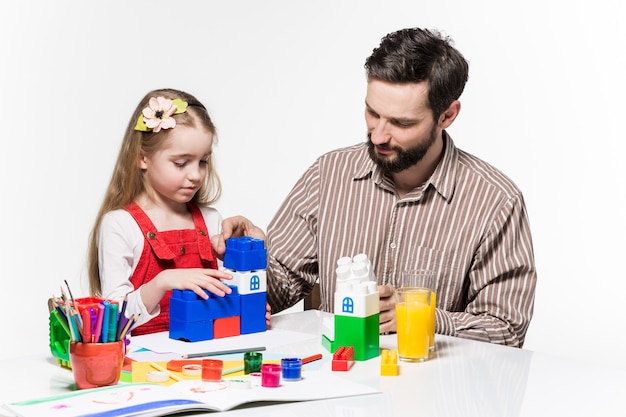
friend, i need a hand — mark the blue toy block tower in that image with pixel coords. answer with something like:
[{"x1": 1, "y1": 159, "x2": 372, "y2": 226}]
[
  {"x1": 223, "y1": 237, "x2": 267, "y2": 335},
  {"x1": 169, "y1": 236, "x2": 267, "y2": 342},
  {"x1": 322, "y1": 254, "x2": 380, "y2": 361}
]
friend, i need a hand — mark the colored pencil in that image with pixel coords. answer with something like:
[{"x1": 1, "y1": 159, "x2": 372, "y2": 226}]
[
  {"x1": 93, "y1": 304, "x2": 105, "y2": 343},
  {"x1": 118, "y1": 314, "x2": 138, "y2": 341},
  {"x1": 116, "y1": 294, "x2": 128, "y2": 340},
  {"x1": 182, "y1": 346, "x2": 266, "y2": 359},
  {"x1": 222, "y1": 365, "x2": 245, "y2": 376},
  {"x1": 302, "y1": 353, "x2": 323, "y2": 364},
  {"x1": 107, "y1": 303, "x2": 119, "y2": 343},
  {"x1": 101, "y1": 301, "x2": 110, "y2": 343},
  {"x1": 81, "y1": 309, "x2": 92, "y2": 343}
]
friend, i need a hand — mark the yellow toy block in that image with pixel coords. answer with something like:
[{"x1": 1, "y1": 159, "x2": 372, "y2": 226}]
[{"x1": 380, "y1": 349, "x2": 399, "y2": 376}]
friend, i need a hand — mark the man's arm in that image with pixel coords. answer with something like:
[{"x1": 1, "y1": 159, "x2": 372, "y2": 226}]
[
  {"x1": 438, "y1": 193, "x2": 537, "y2": 347},
  {"x1": 266, "y1": 164, "x2": 321, "y2": 313}
]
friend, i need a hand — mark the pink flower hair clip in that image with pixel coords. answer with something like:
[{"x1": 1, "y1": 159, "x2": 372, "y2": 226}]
[{"x1": 134, "y1": 97, "x2": 188, "y2": 132}]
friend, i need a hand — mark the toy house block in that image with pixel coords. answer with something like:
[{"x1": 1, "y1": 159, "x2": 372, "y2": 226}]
[
  {"x1": 332, "y1": 346, "x2": 355, "y2": 371},
  {"x1": 380, "y1": 349, "x2": 399, "y2": 376},
  {"x1": 228, "y1": 271, "x2": 266, "y2": 333},
  {"x1": 334, "y1": 281, "x2": 379, "y2": 318},
  {"x1": 334, "y1": 254, "x2": 379, "y2": 318},
  {"x1": 228, "y1": 270, "x2": 267, "y2": 295},
  {"x1": 334, "y1": 275, "x2": 379, "y2": 359},
  {"x1": 223, "y1": 237, "x2": 267, "y2": 271},
  {"x1": 222, "y1": 237, "x2": 267, "y2": 335},
  {"x1": 332, "y1": 254, "x2": 380, "y2": 361}
]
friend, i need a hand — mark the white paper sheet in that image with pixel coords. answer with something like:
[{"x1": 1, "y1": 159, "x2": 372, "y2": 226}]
[{"x1": 128, "y1": 328, "x2": 318, "y2": 357}]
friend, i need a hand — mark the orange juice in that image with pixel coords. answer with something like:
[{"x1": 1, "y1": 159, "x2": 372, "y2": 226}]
[
  {"x1": 395, "y1": 288, "x2": 431, "y2": 362},
  {"x1": 402, "y1": 288, "x2": 436, "y2": 350}
]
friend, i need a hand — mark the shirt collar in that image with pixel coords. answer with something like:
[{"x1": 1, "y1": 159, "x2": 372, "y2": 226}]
[
  {"x1": 352, "y1": 132, "x2": 459, "y2": 202},
  {"x1": 430, "y1": 131, "x2": 458, "y2": 202}
]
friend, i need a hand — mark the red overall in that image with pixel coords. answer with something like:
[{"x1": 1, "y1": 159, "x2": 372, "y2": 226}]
[{"x1": 125, "y1": 202, "x2": 218, "y2": 335}]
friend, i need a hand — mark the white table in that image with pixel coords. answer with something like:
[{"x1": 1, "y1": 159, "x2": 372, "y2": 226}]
[{"x1": 2, "y1": 310, "x2": 625, "y2": 416}]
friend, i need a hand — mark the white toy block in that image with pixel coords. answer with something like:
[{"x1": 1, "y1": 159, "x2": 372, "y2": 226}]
[
  {"x1": 225, "y1": 270, "x2": 267, "y2": 295},
  {"x1": 334, "y1": 281, "x2": 379, "y2": 317},
  {"x1": 333, "y1": 254, "x2": 379, "y2": 317}
]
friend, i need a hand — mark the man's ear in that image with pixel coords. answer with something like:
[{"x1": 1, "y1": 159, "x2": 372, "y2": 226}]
[{"x1": 438, "y1": 100, "x2": 461, "y2": 130}]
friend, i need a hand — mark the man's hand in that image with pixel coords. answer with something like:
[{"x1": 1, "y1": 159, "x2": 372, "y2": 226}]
[
  {"x1": 378, "y1": 284, "x2": 397, "y2": 334},
  {"x1": 211, "y1": 216, "x2": 267, "y2": 258}
]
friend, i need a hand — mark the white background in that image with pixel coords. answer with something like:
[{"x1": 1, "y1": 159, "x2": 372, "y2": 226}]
[{"x1": 1, "y1": 0, "x2": 625, "y2": 370}]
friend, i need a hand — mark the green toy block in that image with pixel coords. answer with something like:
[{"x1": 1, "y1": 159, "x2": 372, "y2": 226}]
[
  {"x1": 334, "y1": 313, "x2": 379, "y2": 361},
  {"x1": 322, "y1": 334, "x2": 335, "y2": 353}
]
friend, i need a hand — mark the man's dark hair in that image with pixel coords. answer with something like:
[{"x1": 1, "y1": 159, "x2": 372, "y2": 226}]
[{"x1": 365, "y1": 28, "x2": 469, "y2": 119}]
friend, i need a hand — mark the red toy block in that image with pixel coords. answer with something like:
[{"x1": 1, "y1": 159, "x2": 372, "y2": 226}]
[
  {"x1": 332, "y1": 346, "x2": 355, "y2": 371},
  {"x1": 213, "y1": 316, "x2": 240, "y2": 339}
]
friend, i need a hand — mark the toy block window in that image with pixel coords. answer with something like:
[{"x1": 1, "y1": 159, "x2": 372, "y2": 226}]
[
  {"x1": 250, "y1": 275, "x2": 261, "y2": 291},
  {"x1": 341, "y1": 297, "x2": 354, "y2": 314}
]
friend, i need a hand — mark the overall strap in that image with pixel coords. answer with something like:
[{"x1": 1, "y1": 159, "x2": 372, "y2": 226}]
[
  {"x1": 187, "y1": 202, "x2": 218, "y2": 267},
  {"x1": 124, "y1": 202, "x2": 176, "y2": 260}
]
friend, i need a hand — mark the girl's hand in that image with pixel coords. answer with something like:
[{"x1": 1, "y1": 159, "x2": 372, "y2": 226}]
[
  {"x1": 141, "y1": 268, "x2": 233, "y2": 314},
  {"x1": 160, "y1": 268, "x2": 233, "y2": 299}
]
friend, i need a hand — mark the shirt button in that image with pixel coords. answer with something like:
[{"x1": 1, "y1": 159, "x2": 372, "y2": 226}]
[{"x1": 390, "y1": 242, "x2": 397, "y2": 249}]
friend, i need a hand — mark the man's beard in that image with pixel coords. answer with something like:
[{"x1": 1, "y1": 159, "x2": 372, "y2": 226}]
[{"x1": 367, "y1": 125, "x2": 437, "y2": 173}]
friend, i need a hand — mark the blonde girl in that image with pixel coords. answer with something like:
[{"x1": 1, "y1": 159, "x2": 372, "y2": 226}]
[{"x1": 87, "y1": 88, "x2": 264, "y2": 335}]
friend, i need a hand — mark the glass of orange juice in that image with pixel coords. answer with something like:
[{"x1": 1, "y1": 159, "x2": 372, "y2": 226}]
[
  {"x1": 400, "y1": 269, "x2": 437, "y2": 353},
  {"x1": 395, "y1": 287, "x2": 432, "y2": 361}
]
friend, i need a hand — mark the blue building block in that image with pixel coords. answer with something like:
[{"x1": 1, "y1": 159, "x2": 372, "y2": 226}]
[
  {"x1": 240, "y1": 292, "x2": 266, "y2": 334},
  {"x1": 169, "y1": 289, "x2": 212, "y2": 322},
  {"x1": 169, "y1": 286, "x2": 241, "y2": 342},
  {"x1": 170, "y1": 317, "x2": 213, "y2": 342},
  {"x1": 223, "y1": 237, "x2": 267, "y2": 271},
  {"x1": 170, "y1": 286, "x2": 240, "y2": 321},
  {"x1": 209, "y1": 286, "x2": 240, "y2": 319}
]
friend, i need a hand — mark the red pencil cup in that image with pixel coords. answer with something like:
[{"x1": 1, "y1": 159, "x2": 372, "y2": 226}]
[{"x1": 69, "y1": 341, "x2": 124, "y2": 389}]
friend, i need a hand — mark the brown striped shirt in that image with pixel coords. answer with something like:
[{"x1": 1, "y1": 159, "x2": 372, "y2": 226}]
[{"x1": 266, "y1": 132, "x2": 537, "y2": 347}]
